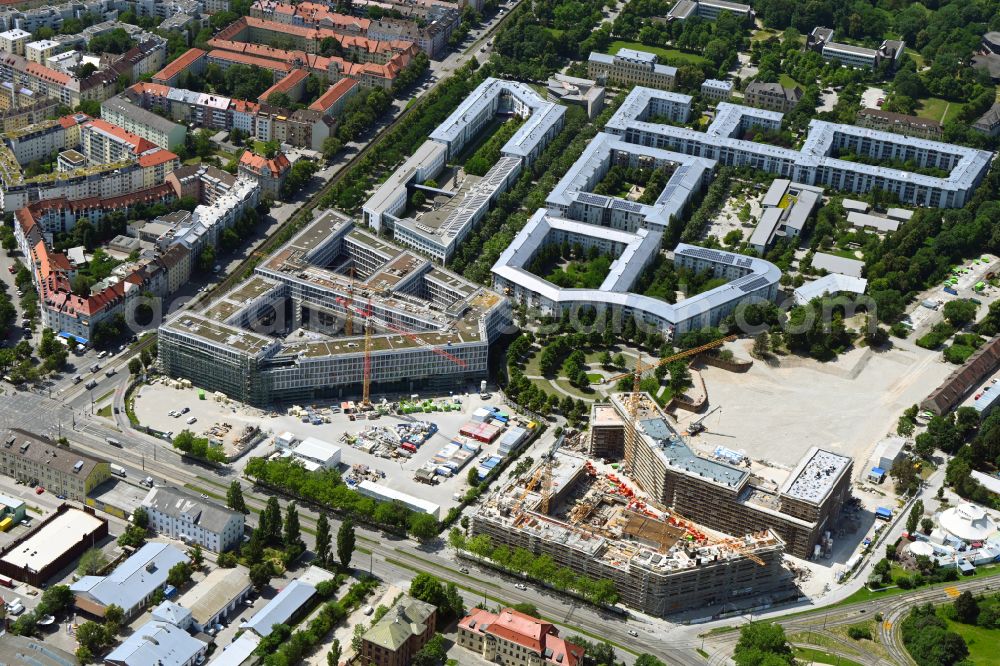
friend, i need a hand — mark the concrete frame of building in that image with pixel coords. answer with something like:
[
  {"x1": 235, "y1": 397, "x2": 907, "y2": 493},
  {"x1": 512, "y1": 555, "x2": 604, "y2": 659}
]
[
  {"x1": 470, "y1": 440, "x2": 789, "y2": 616},
  {"x1": 595, "y1": 393, "x2": 854, "y2": 560},
  {"x1": 158, "y1": 209, "x2": 510, "y2": 406}
]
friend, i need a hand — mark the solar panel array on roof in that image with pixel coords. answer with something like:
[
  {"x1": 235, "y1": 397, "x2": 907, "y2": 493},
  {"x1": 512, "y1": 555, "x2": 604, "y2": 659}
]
[
  {"x1": 576, "y1": 192, "x2": 611, "y2": 207},
  {"x1": 735, "y1": 256, "x2": 754, "y2": 269},
  {"x1": 737, "y1": 276, "x2": 770, "y2": 293},
  {"x1": 679, "y1": 246, "x2": 735, "y2": 264},
  {"x1": 611, "y1": 199, "x2": 643, "y2": 213}
]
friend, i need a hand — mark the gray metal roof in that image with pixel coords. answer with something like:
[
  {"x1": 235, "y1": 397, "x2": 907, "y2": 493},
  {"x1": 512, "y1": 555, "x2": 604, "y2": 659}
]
[
  {"x1": 243, "y1": 579, "x2": 316, "y2": 636},
  {"x1": 105, "y1": 620, "x2": 206, "y2": 666},
  {"x1": 70, "y1": 542, "x2": 189, "y2": 613},
  {"x1": 142, "y1": 486, "x2": 241, "y2": 534},
  {"x1": 101, "y1": 95, "x2": 184, "y2": 136},
  {"x1": 811, "y1": 252, "x2": 864, "y2": 278}
]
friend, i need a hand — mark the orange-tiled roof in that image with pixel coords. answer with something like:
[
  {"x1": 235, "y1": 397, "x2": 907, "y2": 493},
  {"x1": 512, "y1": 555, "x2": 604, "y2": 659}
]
[
  {"x1": 459, "y1": 609, "x2": 583, "y2": 666},
  {"x1": 84, "y1": 118, "x2": 159, "y2": 154},
  {"x1": 207, "y1": 49, "x2": 294, "y2": 73},
  {"x1": 138, "y1": 150, "x2": 179, "y2": 167},
  {"x1": 58, "y1": 113, "x2": 90, "y2": 128},
  {"x1": 239, "y1": 149, "x2": 290, "y2": 177},
  {"x1": 232, "y1": 99, "x2": 261, "y2": 115},
  {"x1": 309, "y1": 77, "x2": 358, "y2": 112},
  {"x1": 129, "y1": 81, "x2": 172, "y2": 98},
  {"x1": 25, "y1": 61, "x2": 70, "y2": 86},
  {"x1": 257, "y1": 68, "x2": 309, "y2": 103},
  {"x1": 152, "y1": 47, "x2": 206, "y2": 83}
]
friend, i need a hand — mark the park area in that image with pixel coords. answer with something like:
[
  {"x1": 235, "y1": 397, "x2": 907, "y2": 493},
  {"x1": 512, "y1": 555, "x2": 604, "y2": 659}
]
[{"x1": 608, "y1": 40, "x2": 710, "y2": 67}]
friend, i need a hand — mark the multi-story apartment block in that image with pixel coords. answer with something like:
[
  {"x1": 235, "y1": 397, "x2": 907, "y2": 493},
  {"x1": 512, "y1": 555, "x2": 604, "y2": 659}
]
[
  {"x1": 100, "y1": 95, "x2": 186, "y2": 149},
  {"x1": 0, "y1": 98, "x2": 59, "y2": 133},
  {"x1": 457, "y1": 608, "x2": 584, "y2": 666},
  {"x1": 0, "y1": 36, "x2": 164, "y2": 107},
  {"x1": 151, "y1": 47, "x2": 206, "y2": 87},
  {"x1": 807, "y1": 27, "x2": 905, "y2": 71},
  {"x1": 0, "y1": 0, "x2": 124, "y2": 34},
  {"x1": 665, "y1": 0, "x2": 752, "y2": 21},
  {"x1": 360, "y1": 596, "x2": 437, "y2": 666},
  {"x1": 856, "y1": 108, "x2": 943, "y2": 140},
  {"x1": 25, "y1": 40, "x2": 60, "y2": 65},
  {"x1": 0, "y1": 430, "x2": 111, "y2": 501},
  {"x1": 250, "y1": 0, "x2": 454, "y2": 58},
  {"x1": 743, "y1": 81, "x2": 802, "y2": 113},
  {"x1": 142, "y1": 486, "x2": 245, "y2": 552},
  {"x1": 158, "y1": 210, "x2": 509, "y2": 406},
  {"x1": 2, "y1": 113, "x2": 86, "y2": 165},
  {"x1": 365, "y1": 78, "x2": 564, "y2": 262},
  {"x1": 308, "y1": 77, "x2": 359, "y2": 116},
  {"x1": 238, "y1": 150, "x2": 290, "y2": 198},
  {"x1": 205, "y1": 17, "x2": 420, "y2": 89},
  {"x1": 0, "y1": 29, "x2": 29, "y2": 56},
  {"x1": 588, "y1": 48, "x2": 676, "y2": 90},
  {"x1": 701, "y1": 78, "x2": 732, "y2": 103},
  {"x1": 604, "y1": 88, "x2": 992, "y2": 208},
  {"x1": 973, "y1": 103, "x2": 1000, "y2": 137}
]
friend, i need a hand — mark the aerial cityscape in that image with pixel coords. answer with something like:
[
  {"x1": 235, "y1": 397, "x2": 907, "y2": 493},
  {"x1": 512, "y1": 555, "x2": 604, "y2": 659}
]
[{"x1": 0, "y1": 0, "x2": 997, "y2": 664}]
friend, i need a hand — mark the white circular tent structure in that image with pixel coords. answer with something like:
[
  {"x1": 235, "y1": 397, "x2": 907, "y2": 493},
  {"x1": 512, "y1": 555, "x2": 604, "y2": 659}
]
[
  {"x1": 938, "y1": 503, "x2": 997, "y2": 542},
  {"x1": 908, "y1": 540, "x2": 937, "y2": 558}
]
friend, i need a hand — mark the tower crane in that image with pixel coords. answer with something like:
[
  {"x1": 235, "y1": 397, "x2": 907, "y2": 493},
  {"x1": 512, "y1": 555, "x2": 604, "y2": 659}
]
[{"x1": 618, "y1": 335, "x2": 736, "y2": 473}]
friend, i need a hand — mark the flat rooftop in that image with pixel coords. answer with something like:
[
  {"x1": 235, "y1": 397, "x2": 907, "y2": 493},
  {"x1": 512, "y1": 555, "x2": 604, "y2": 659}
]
[
  {"x1": 0, "y1": 508, "x2": 103, "y2": 572},
  {"x1": 780, "y1": 447, "x2": 851, "y2": 505}
]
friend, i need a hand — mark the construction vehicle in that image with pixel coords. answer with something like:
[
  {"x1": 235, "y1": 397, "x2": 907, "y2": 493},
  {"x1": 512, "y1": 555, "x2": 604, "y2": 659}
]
[{"x1": 687, "y1": 405, "x2": 721, "y2": 436}]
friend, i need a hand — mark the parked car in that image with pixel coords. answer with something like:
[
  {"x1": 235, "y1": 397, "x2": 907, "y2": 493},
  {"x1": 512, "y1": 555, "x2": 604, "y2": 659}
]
[{"x1": 34, "y1": 487, "x2": 44, "y2": 495}]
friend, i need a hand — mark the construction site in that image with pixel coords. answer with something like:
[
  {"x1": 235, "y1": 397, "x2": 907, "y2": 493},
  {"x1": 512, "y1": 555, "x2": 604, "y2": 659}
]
[
  {"x1": 471, "y1": 375, "x2": 856, "y2": 615},
  {"x1": 472, "y1": 439, "x2": 787, "y2": 616},
  {"x1": 157, "y1": 209, "x2": 510, "y2": 406}
]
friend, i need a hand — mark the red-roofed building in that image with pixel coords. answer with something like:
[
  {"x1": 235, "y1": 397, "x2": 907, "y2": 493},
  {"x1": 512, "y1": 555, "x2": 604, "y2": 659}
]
[
  {"x1": 152, "y1": 48, "x2": 207, "y2": 87},
  {"x1": 457, "y1": 609, "x2": 584, "y2": 666},
  {"x1": 258, "y1": 69, "x2": 309, "y2": 104},
  {"x1": 207, "y1": 49, "x2": 294, "y2": 76},
  {"x1": 238, "y1": 149, "x2": 291, "y2": 198},
  {"x1": 309, "y1": 77, "x2": 358, "y2": 115}
]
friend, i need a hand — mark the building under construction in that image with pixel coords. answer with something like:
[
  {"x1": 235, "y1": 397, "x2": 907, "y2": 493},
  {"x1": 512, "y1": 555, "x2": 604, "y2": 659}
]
[
  {"x1": 592, "y1": 394, "x2": 853, "y2": 559},
  {"x1": 158, "y1": 209, "x2": 509, "y2": 405},
  {"x1": 471, "y1": 435, "x2": 788, "y2": 616}
]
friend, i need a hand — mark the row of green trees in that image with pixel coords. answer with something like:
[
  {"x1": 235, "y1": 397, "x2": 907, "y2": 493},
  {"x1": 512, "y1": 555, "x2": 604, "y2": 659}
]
[
  {"x1": 244, "y1": 457, "x2": 439, "y2": 539},
  {"x1": 449, "y1": 530, "x2": 619, "y2": 606}
]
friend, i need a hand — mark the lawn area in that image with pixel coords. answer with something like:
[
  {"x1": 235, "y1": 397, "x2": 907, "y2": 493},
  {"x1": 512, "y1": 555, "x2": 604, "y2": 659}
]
[
  {"x1": 905, "y1": 49, "x2": 925, "y2": 68},
  {"x1": 779, "y1": 73, "x2": 802, "y2": 90},
  {"x1": 793, "y1": 647, "x2": 865, "y2": 666},
  {"x1": 608, "y1": 40, "x2": 709, "y2": 66},
  {"x1": 586, "y1": 373, "x2": 603, "y2": 384},
  {"x1": 940, "y1": 613, "x2": 1000, "y2": 665},
  {"x1": 915, "y1": 97, "x2": 965, "y2": 124},
  {"x1": 97, "y1": 405, "x2": 112, "y2": 418}
]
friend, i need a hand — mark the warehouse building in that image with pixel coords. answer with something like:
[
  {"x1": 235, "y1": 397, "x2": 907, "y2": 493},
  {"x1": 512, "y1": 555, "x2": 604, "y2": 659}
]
[
  {"x1": 242, "y1": 579, "x2": 316, "y2": 637},
  {"x1": 72, "y1": 542, "x2": 189, "y2": 619},
  {"x1": 158, "y1": 210, "x2": 509, "y2": 406},
  {"x1": 175, "y1": 566, "x2": 253, "y2": 632},
  {"x1": 0, "y1": 430, "x2": 110, "y2": 501},
  {"x1": 0, "y1": 505, "x2": 106, "y2": 586}
]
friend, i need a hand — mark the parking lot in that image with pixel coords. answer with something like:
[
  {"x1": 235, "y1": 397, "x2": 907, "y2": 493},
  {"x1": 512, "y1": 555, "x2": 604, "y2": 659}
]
[{"x1": 134, "y1": 384, "x2": 534, "y2": 512}]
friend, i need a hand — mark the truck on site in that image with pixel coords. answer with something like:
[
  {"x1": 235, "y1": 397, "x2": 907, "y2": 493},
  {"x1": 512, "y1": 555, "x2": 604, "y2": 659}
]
[{"x1": 110, "y1": 464, "x2": 126, "y2": 477}]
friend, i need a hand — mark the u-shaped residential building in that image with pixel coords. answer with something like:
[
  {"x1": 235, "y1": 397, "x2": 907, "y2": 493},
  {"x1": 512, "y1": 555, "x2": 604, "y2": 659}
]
[{"x1": 492, "y1": 87, "x2": 993, "y2": 336}]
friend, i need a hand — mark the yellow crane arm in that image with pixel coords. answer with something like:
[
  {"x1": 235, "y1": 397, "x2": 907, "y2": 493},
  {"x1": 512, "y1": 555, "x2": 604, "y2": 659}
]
[{"x1": 604, "y1": 335, "x2": 737, "y2": 384}]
